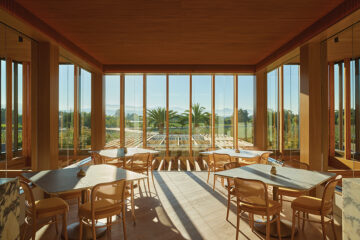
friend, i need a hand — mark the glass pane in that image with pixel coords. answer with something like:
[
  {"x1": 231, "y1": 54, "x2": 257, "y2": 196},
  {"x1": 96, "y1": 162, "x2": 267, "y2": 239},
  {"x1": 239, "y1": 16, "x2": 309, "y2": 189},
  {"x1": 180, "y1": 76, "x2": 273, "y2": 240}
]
[
  {"x1": 238, "y1": 75, "x2": 254, "y2": 146},
  {"x1": 59, "y1": 64, "x2": 74, "y2": 151},
  {"x1": 105, "y1": 75, "x2": 120, "y2": 148},
  {"x1": 12, "y1": 62, "x2": 22, "y2": 155},
  {"x1": 267, "y1": 69, "x2": 279, "y2": 150},
  {"x1": 192, "y1": 75, "x2": 211, "y2": 156},
  {"x1": 283, "y1": 65, "x2": 300, "y2": 150},
  {"x1": 169, "y1": 75, "x2": 189, "y2": 157},
  {"x1": 146, "y1": 75, "x2": 166, "y2": 155},
  {"x1": 125, "y1": 75, "x2": 143, "y2": 148},
  {"x1": 215, "y1": 75, "x2": 234, "y2": 149},
  {"x1": 0, "y1": 59, "x2": 5, "y2": 159},
  {"x1": 78, "y1": 68, "x2": 92, "y2": 150}
]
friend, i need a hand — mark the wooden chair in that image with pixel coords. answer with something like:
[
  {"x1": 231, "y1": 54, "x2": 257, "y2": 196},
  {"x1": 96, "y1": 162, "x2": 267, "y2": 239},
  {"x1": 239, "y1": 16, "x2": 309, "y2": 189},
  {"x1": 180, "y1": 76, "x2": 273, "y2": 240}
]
[
  {"x1": 91, "y1": 151, "x2": 104, "y2": 165},
  {"x1": 207, "y1": 153, "x2": 231, "y2": 190},
  {"x1": 224, "y1": 162, "x2": 241, "y2": 221},
  {"x1": 234, "y1": 178, "x2": 282, "y2": 240},
  {"x1": 239, "y1": 155, "x2": 261, "y2": 166},
  {"x1": 78, "y1": 179, "x2": 128, "y2": 240},
  {"x1": 127, "y1": 153, "x2": 152, "y2": 192},
  {"x1": 20, "y1": 180, "x2": 69, "y2": 240},
  {"x1": 278, "y1": 160, "x2": 310, "y2": 207},
  {"x1": 291, "y1": 175, "x2": 342, "y2": 240},
  {"x1": 260, "y1": 152, "x2": 271, "y2": 164}
]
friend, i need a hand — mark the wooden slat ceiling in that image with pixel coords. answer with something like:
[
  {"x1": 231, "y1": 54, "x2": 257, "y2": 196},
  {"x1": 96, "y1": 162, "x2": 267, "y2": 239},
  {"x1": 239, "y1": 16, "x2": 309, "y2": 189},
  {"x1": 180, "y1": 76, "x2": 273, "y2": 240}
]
[{"x1": 16, "y1": 0, "x2": 344, "y2": 66}]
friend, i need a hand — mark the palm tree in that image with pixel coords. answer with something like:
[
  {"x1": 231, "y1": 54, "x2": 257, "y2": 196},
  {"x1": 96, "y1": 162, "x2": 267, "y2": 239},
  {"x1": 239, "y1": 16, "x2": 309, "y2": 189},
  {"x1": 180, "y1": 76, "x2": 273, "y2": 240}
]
[
  {"x1": 147, "y1": 107, "x2": 177, "y2": 134},
  {"x1": 185, "y1": 103, "x2": 210, "y2": 128}
]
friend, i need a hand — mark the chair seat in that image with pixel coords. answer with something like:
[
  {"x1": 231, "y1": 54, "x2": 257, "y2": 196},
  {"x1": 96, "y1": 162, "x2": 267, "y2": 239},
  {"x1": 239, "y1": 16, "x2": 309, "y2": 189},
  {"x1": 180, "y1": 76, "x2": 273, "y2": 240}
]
[
  {"x1": 278, "y1": 187, "x2": 307, "y2": 197},
  {"x1": 35, "y1": 197, "x2": 69, "y2": 218},
  {"x1": 79, "y1": 199, "x2": 122, "y2": 219},
  {"x1": 240, "y1": 199, "x2": 281, "y2": 216},
  {"x1": 96, "y1": 186, "x2": 130, "y2": 201},
  {"x1": 291, "y1": 196, "x2": 324, "y2": 214},
  {"x1": 57, "y1": 190, "x2": 82, "y2": 200}
]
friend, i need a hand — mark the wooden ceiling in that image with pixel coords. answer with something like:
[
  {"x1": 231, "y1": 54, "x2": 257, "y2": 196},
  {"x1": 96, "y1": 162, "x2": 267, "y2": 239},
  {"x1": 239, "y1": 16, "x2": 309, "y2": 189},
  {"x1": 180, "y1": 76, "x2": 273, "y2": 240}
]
[{"x1": 15, "y1": 0, "x2": 344, "y2": 66}]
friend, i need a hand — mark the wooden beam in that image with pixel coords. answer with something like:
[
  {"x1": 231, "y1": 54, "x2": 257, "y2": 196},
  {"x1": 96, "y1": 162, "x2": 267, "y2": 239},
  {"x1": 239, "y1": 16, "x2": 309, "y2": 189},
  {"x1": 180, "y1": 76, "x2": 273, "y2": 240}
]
[
  {"x1": 6, "y1": 58, "x2": 12, "y2": 162},
  {"x1": 91, "y1": 71, "x2": 105, "y2": 150},
  {"x1": 143, "y1": 74, "x2": 147, "y2": 148},
  {"x1": 278, "y1": 66, "x2": 284, "y2": 153},
  {"x1": 344, "y1": 58, "x2": 351, "y2": 159},
  {"x1": 103, "y1": 64, "x2": 256, "y2": 74},
  {"x1": 329, "y1": 62, "x2": 335, "y2": 157},
  {"x1": 234, "y1": 74, "x2": 238, "y2": 149},
  {"x1": 256, "y1": 0, "x2": 360, "y2": 70},
  {"x1": 211, "y1": 74, "x2": 215, "y2": 149},
  {"x1": 120, "y1": 73, "x2": 125, "y2": 148}
]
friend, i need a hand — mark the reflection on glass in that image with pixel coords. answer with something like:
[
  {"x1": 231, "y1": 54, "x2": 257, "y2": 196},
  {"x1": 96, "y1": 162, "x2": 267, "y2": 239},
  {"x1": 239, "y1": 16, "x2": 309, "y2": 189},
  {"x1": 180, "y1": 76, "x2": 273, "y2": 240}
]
[
  {"x1": 0, "y1": 60, "x2": 5, "y2": 159},
  {"x1": 169, "y1": 75, "x2": 189, "y2": 156},
  {"x1": 334, "y1": 63, "x2": 345, "y2": 156},
  {"x1": 78, "y1": 68, "x2": 91, "y2": 150},
  {"x1": 283, "y1": 65, "x2": 299, "y2": 150},
  {"x1": 215, "y1": 75, "x2": 234, "y2": 149},
  {"x1": 267, "y1": 69, "x2": 278, "y2": 150},
  {"x1": 146, "y1": 75, "x2": 166, "y2": 155},
  {"x1": 192, "y1": 75, "x2": 211, "y2": 156},
  {"x1": 12, "y1": 62, "x2": 22, "y2": 155},
  {"x1": 125, "y1": 75, "x2": 143, "y2": 148},
  {"x1": 238, "y1": 75, "x2": 254, "y2": 145},
  {"x1": 105, "y1": 75, "x2": 120, "y2": 147},
  {"x1": 59, "y1": 64, "x2": 74, "y2": 151}
]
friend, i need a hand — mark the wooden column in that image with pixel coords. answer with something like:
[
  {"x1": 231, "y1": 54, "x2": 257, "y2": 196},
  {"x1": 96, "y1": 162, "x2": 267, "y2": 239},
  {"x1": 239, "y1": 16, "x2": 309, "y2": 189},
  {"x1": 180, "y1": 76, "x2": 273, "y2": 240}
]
[
  {"x1": 328, "y1": 62, "x2": 335, "y2": 157},
  {"x1": 254, "y1": 69, "x2": 267, "y2": 150},
  {"x1": 91, "y1": 72, "x2": 105, "y2": 151},
  {"x1": 143, "y1": 74, "x2": 147, "y2": 148},
  {"x1": 234, "y1": 74, "x2": 238, "y2": 149},
  {"x1": 31, "y1": 42, "x2": 59, "y2": 170},
  {"x1": 344, "y1": 58, "x2": 351, "y2": 159},
  {"x1": 5, "y1": 58, "x2": 12, "y2": 162},
  {"x1": 299, "y1": 42, "x2": 328, "y2": 171},
  {"x1": 211, "y1": 75, "x2": 215, "y2": 149},
  {"x1": 120, "y1": 74, "x2": 125, "y2": 148},
  {"x1": 22, "y1": 62, "x2": 31, "y2": 163}
]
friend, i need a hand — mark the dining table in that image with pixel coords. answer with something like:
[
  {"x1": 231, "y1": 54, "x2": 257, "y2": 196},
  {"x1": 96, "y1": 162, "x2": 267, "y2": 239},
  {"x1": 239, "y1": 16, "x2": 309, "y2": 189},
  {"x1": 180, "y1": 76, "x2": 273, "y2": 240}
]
[
  {"x1": 215, "y1": 164, "x2": 336, "y2": 238},
  {"x1": 21, "y1": 164, "x2": 147, "y2": 240},
  {"x1": 97, "y1": 147, "x2": 160, "y2": 167},
  {"x1": 200, "y1": 148, "x2": 272, "y2": 164}
]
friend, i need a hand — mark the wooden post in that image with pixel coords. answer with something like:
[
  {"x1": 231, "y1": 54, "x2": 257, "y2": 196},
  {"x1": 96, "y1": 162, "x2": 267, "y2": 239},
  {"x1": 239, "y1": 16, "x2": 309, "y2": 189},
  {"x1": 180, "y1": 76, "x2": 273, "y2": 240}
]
[
  {"x1": 299, "y1": 42, "x2": 328, "y2": 171},
  {"x1": 6, "y1": 58, "x2": 12, "y2": 162},
  {"x1": 211, "y1": 74, "x2": 215, "y2": 149},
  {"x1": 91, "y1": 72, "x2": 105, "y2": 151},
  {"x1": 254, "y1": 69, "x2": 267, "y2": 150},
  {"x1": 143, "y1": 74, "x2": 147, "y2": 148},
  {"x1": 22, "y1": 62, "x2": 31, "y2": 163},
  {"x1": 234, "y1": 74, "x2": 238, "y2": 149},
  {"x1": 328, "y1": 62, "x2": 335, "y2": 157},
  {"x1": 344, "y1": 58, "x2": 351, "y2": 159}
]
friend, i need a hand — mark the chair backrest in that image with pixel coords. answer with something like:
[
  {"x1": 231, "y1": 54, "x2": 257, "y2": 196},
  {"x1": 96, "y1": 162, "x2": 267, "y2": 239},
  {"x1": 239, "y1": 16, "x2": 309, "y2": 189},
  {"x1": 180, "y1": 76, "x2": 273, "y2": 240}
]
[
  {"x1": 243, "y1": 155, "x2": 261, "y2": 165},
  {"x1": 213, "y1": 153, "x2": 232, "y2": 170},
  {"x1": 91, "y1": 179, "x2": 127, "y2": 217},
  {"x1": 19, "y1": 180, "x2": 36, "y2": 214},
  {"x1": 283, "y1": 160, "x2": 309, "y2": 170},
  {"x1": 260, "y1": 152, "x2": 271, "y2": 164},
  {"x1": 130, "y1": 153, "x2": 150, "y2": 170},
  {"x1": 321, "y1": 175, "x2": 342, "y2": 212},
  {"x1": 234, "y1": 178, "x2": 269, "y2": 210},
  {"x1": 224, "y1": 162, "x2": 240, "y2": 188},
  {"x1": 91, "y1": 151, "x2": 104, "y2": 165}
]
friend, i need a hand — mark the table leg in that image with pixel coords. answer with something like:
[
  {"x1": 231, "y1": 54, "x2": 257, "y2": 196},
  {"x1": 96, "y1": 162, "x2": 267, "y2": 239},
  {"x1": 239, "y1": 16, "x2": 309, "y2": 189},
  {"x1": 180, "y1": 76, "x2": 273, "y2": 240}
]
[
  {"x1": 63, "y1": 190, "x2": 107, "y2": 240},
  {"x1": 254, "y1": 186, "x2": 298, "y2": 238}
]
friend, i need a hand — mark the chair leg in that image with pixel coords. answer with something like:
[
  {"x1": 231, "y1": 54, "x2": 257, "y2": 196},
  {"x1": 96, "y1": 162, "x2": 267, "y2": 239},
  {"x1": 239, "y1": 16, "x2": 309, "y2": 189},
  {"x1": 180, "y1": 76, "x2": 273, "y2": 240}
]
[
  {"x1": 321, "y1": 215, "x2": 326, "y2": 240},
  {"x1": 331, "y1": 217, "x2": 337, "y2": 240},
  {"x1": 32, "y1": 218, "x2": 36, "y2": 240},
  {"x1": 21, "y1": 222, "x2": 28, "y2": 240},
  {"x1": 266, "y1": 217, "x2": 270, "y2": 240},
  {"x1": 250, "y1": 214, "x2": 254, "y2": 232},
  {"x1": 291, "y1": 210, "x2": 296, "y2": 240},
  {"x1": 236, "y1": 208, "x2": 240, "y2": 240},
  {"x1": 54, "y1": 215, "x2": 59, "y2": 234},
  {"x1": 207, "y1": 169, "x2": 210, "y2": 183},
  {"x1": 280, "y1": 194, "x2": 283, "y2": 209},
  {"x1": 131, "y1": 188, "x2": 136, "y2": 225},
  {"x1": 226, "y1": 192, "x2": 230, "y2": 221},
  {"x1": 213, "y1": 174, "x2": 216, "y2": 190},
  {"x1": 276, "y1": 214, "x2": 282, "y2": 240},
  {"x1": 147, "y1": 176, "x2": 151, "y2": 193},
  {"x1": 122, "y1": 204, "x2": 127, "y2": 240},
  {"x1": 63, "y1": 212, "x2": 68, "y2": 240},
  {"x1": 92, "y1": 221, "x2": 97, "y2": 240},
  {"x1": 302, "y1": 212, "x2": 306, "y2": 230},
  {"x1": 297, "y1": 210, "x2": 301, "y2": 230},
  {"x1": 79, "y1": 218, "x2": 83, "y2": 240}
]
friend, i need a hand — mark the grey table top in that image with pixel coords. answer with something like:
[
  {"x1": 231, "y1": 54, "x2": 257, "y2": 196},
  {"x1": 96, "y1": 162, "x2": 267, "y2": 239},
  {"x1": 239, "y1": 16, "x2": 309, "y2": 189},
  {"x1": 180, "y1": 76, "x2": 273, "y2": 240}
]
[
  {"x1": 21, "y1": 164, "x2": 146, "y2": 194},
  {"x1": 200, "y1": 149, "x2": 272, "y2": 159},
  {"x1": 215, "y1": 164, "x2": 335, "y2": 191},
  {"x1": 98, "y1": 148, "x2": 159, "y2": 158}
]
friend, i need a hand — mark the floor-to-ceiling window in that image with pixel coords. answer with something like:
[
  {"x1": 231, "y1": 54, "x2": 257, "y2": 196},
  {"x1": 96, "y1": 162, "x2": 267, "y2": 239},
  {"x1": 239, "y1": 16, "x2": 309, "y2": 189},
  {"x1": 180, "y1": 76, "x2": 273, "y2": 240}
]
[
  {"x1": 267, "y1": 69, "x2": 279, "y2": 150},
  {"x1": 192, "y1": 75, "x2": 212, "y2": 156},
  {"x1": 125, "y1": 74, "x2": 143, "y2": 148},
  {"x1": 12, "y1": 62, "x2": 22, "y2": 156},
  {"x1": 105, "y1": 75, "x2": 120, "y2": 148},
  {"x1": 215, "y1": 75, "x2": 234, "y2": 149},
  {"x1": 78, "y1": 68, "x2": 91, "y2": 151},
  {"x1": 238, "y1": 75, "x2": 254, "y2": 145},
  {"x1": 0, "y1": 59, "x2": 5, "y2": 160}
]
